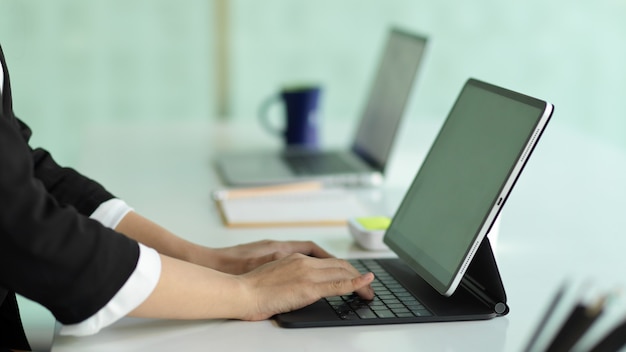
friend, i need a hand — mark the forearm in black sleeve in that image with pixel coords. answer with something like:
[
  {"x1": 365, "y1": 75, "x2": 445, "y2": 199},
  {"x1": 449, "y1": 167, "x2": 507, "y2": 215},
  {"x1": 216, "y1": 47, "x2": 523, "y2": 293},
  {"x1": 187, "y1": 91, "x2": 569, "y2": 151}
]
[
  {"x1": 31, "y1": 146, "x2": 116, "y2": 215},
  {"x1": 0, "y1": 113, "x2": 139, "y2": 325}
]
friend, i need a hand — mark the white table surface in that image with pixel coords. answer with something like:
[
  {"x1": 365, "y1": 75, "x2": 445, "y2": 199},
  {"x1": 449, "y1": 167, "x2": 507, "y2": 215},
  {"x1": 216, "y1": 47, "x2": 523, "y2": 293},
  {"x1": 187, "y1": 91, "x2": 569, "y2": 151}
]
[{"x1": 46, "y1": 116, "x2": 626, "y2": 351}]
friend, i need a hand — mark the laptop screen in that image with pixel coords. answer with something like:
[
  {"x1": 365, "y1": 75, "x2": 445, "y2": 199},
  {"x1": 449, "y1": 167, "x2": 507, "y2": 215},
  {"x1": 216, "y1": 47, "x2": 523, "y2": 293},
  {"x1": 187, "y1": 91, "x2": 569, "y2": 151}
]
[
  {"x1": 384, "y1": 79, "x2": 552, "y2": 296},
  {"x1": 351, "y1": 29, "x2": 427, "y2": 171}
]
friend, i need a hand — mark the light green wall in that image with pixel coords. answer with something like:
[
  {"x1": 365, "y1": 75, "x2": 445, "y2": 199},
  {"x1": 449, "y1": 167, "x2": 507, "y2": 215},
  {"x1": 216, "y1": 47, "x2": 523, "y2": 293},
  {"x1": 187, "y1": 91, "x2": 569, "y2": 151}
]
[
  {"x1": 0, "y1": 0, "x2": 214, "y2": 163},
  {"x1": 231, "y1": 0, "x2": 626, "y2": 149},
  {"x1": 1, "y1": 0, "x2": 625, "y2": 164}
]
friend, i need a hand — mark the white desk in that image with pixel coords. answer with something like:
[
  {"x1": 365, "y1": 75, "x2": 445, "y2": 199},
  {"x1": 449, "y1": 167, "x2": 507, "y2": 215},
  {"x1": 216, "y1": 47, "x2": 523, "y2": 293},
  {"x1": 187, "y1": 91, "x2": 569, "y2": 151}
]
[{"x1": 49, "y1": 117, "x2": 626, "y2": 351}]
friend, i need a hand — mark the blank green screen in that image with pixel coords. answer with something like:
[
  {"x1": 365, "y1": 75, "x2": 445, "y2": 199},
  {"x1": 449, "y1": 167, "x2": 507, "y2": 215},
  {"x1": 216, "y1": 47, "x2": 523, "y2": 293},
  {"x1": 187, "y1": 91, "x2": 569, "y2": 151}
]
[{"x1": 385, "y1": 81, "x2": 545, "y2": 292}]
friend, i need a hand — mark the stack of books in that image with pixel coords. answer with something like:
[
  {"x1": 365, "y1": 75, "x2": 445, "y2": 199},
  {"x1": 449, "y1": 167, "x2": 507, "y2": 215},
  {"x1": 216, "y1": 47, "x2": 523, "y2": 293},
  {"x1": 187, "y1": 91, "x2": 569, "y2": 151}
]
[{"x1": 211, "y1": 181, "x2": 375, "y2": 228}]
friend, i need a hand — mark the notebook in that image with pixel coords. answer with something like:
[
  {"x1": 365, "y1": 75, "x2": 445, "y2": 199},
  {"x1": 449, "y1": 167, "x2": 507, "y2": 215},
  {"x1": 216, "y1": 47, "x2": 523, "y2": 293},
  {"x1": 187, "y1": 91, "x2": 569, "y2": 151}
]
[
  {"x1": 215, "y1": 28, "x2": 428, "y2": 187},
  {"x1": 274, "y1": 78, "x2": 555, "y2": 328},
  {"x1": 213, "y1": 182, "x2": 374, "y2": 228}
]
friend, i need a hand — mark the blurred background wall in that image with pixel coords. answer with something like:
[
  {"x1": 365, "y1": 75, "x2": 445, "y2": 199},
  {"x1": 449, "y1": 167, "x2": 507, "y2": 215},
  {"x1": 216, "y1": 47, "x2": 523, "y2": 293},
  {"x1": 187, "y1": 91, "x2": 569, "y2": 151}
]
[{"x1": 1, "y1": 0, "x2": 625, "y2": 164}]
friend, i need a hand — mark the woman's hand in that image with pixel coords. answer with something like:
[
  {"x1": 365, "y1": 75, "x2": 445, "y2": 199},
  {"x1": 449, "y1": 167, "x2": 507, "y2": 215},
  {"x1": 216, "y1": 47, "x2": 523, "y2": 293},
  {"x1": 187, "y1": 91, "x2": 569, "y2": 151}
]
[
  {"x1": 195, "y1": 240, "x2": 335, "y2": 275},
  {"x1": 130, "y1": 253, "x2": 374, "y2": 322},
  {"x1": 237, "y1": 253, "x2": 375, "y2": 321}
]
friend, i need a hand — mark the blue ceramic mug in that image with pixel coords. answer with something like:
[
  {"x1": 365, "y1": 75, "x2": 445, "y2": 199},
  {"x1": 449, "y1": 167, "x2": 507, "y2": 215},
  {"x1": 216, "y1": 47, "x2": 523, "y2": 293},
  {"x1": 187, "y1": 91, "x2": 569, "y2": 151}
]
[{"x1": 258, "y1": 85, "x2": 322, "y2": 149}]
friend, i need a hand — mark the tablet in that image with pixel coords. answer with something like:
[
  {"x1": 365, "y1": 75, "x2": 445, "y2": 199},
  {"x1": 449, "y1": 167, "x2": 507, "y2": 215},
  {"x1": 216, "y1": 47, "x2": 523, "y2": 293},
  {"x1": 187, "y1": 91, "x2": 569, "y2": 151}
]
[{"x1": 384, "y1": 78, "x2": 554, "y2": 296}]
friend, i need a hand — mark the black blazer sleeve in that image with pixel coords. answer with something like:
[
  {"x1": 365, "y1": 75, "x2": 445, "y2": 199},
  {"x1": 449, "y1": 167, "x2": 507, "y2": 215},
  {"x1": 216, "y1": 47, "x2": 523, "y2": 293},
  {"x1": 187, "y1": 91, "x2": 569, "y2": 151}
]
[{"x1": 0, "y1": 44, "x2": 140, "y2": 324}]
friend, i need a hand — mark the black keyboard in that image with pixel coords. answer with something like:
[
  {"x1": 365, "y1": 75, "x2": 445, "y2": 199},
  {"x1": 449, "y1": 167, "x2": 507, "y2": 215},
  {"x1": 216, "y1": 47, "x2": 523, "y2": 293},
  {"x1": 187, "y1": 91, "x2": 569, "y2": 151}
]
[
  {"x1": 324, "y1": 259, "x2": 433, "y2": 320},
  {"x1": 283, "y1": 153, "x2": 355, "y2": 175}
]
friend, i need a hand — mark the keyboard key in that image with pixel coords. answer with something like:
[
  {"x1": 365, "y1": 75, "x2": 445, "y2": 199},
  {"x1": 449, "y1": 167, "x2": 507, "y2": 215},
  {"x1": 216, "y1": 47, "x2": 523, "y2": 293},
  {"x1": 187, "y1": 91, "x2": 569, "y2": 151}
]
[
  {"x1": 340, "y1": 311, "x2": 360, "y2": 320},
  {"x1": 412, "y1": 309, "x2": 433, "y2": 317},
  {"x1": 375, "y1": 310, "x2": 396, "y2": 319},
  {"x1": 396, "y1": 312, "x2": 416, "y2": 318},
  {"x1": 354, "y1": 307, "x2": 378, "y2": 319},
  {"x1": 386, "y1": 303, "x2": 406, "y2": 309},
  {"x1": 391, "y1": 307, "x2": 411, "y2": 314}
]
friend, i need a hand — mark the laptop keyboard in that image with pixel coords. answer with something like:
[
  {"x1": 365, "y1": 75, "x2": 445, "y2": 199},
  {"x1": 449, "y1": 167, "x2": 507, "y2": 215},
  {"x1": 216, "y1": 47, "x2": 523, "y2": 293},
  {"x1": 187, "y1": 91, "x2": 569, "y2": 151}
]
[
  {"x1": 324, "y1": 259, "x2": 433, "y2": 320},
  {"x1": 282, "y1": 153, "x2": 356, "y2": 175}
]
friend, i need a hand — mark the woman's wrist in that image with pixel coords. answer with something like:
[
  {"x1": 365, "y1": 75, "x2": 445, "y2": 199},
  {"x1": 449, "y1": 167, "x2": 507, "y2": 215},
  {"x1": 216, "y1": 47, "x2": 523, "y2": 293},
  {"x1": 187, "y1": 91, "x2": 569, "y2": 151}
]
[
  {"x1": 186, "y1": 244, "x2": 222, "y2": 270},
  {"x1": 230, "y1": 275, "x2": 259, "y2": 320}
]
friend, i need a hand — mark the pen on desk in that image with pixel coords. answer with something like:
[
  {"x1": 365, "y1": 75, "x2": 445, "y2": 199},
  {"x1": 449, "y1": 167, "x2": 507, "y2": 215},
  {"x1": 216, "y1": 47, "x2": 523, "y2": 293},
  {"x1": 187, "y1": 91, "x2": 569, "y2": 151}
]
[
  {"x1": 545, "y1": 293, "x2": 607, "y2": 352},
  {"x1": 588, "y1": 317, "x2": 626, "y2": 352},
  {"x1": 523, "y1": 281, "x2": 570, "y2": 352}
]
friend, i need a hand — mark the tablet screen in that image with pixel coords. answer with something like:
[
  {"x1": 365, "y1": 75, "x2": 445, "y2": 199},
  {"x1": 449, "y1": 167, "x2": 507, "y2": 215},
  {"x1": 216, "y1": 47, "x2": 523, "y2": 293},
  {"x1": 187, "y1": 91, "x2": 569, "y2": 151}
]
[{"x1": 384, "y1": 79, "x2": 552, "y2": 296}]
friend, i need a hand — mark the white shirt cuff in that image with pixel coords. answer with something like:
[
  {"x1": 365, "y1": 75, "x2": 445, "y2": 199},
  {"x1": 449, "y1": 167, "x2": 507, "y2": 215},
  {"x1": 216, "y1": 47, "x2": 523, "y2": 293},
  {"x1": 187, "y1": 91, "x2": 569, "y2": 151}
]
[
  {"x1": 59, "y1": 243, "x2": 162, "y2": 336},
  {"x1": 89, "y1": 198, "x2": 134, "y2": 229}
]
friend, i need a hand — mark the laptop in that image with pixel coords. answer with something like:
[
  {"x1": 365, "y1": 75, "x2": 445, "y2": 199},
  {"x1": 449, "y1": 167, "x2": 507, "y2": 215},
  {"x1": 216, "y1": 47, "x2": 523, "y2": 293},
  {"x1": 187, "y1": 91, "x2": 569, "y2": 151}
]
[
  {"x1": 215, "y1": 28, "x2": 428, "y2": 187},
  {"x1": 274, "y1": 78, "x2": 554, "y2": 327}
]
